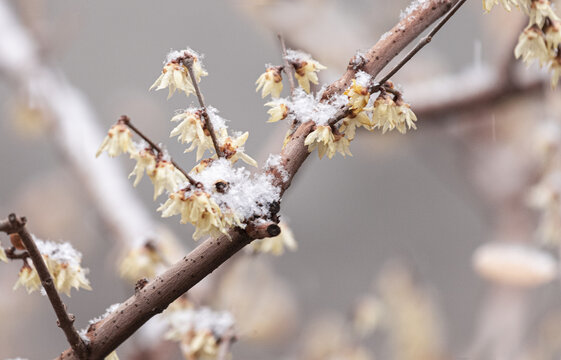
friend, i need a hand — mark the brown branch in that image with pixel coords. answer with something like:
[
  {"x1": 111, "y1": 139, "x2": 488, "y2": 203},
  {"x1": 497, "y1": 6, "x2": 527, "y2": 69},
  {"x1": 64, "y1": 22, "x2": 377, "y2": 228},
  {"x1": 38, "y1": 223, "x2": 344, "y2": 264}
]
[
  {"x1": 4, "y1": 246, "x2": 30, "y2": 260},
  {"x1": 57, "y1": 1, "x2": 461, "y2": 358},
  {"x1": 1, "y1": 214, "x2": 89, "y2": 359},
  {"x1": 322, "y1": 0, "x2": 460, "y2": 100},
  {"x1": 278, "y1": 33, "x2": 296, "y2": 98},
  {"x1": 183, "y1": 58, "x2": 224, "y2": 158},
  {"x1": 119, "y1": 115, "x2": 198, "y2": 187},
  {"x1": 372, "y1": 0, "x2": 468, "y2": 90}
]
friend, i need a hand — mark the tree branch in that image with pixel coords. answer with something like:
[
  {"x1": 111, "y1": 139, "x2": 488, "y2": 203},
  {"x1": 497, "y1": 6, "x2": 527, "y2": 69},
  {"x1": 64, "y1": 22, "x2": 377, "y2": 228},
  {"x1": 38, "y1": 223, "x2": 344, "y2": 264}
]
[
  {"x1": 278, "y1": 33, "x2": 296, "y2": 98},
  {"x1": 183, "y1": 58, "x2": 225, "y2": 158},
  {"x1": 1, "y1": 215, "x2": 88, "y2": 359},
  {"x1": 57, "y1": 1, "x2": 463, "y2": 358}
]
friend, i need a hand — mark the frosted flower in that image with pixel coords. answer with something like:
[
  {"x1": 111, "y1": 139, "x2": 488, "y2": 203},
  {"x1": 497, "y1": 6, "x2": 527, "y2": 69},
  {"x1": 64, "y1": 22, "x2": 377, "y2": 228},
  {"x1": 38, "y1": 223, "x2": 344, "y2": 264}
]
[
  {"x1": 119, "y1": 242, "x2": 164, "y2": 282},
  {"x1": 264, "y1": 99, "x2": 289, "y2": 123},
  {"x1": 344, "y1": 78, "x2": 371, "y2": 114},
  {"x1": 96, "y1": 123, "x2": 135, "y2": 158},
  {"x1": 13, "y1": 239, "x2": 91, "y2": 296},
  {"x1": 170, "y1": 109, "x2": 214, "y2": 160},
  {"x1": 0, "y1": 246, "x2": 7, "y2": 263},
  {"x1": 150, "y1": 50, "x2": 207, "y2": 99},
  {"x1": 149, "y1": 160, "x2": 186, "y2": 200},
  {"x1": 13, "y1": 263, "x2": 41, "y2": 293},
  {"x1": 393, "y1": 100, "x2": 418, "y2": 134},
  {"x1": 305, "y1": 125, "x2": 352, "y2": 159},
  {"x1": 515, "y1": 26, "x2": 550, "y2": 67},
  {"x1": 220, "y1": 132, "x2": 258, "y2": 167},
  {"x1": 473, "y1": 242, "x2": 557, "y2": 287},
  {"x1": 372, "y1": 95, "x2": 417, "y2": 134},
  {"x1": 255, "y1": 66, "x2": 283, "y2": 98},
  {"x1": 545, "y1": 21, "x2": 561, "y2": 50},
  {"x1": 286, "y1": 50, "x2": 326, "y2": 93},
  {"x1": 158, "y1": 189, "x2": 242, "y2": 240},
  {"x1": 529, "y1": 0, "x2": 559, "y2": 28},
  {"x1": 251, "y1": 222, "x2": 297, "y2": 256},
  {"x1": 129, "y1": 149, "x2": 157, "y2": 187}
]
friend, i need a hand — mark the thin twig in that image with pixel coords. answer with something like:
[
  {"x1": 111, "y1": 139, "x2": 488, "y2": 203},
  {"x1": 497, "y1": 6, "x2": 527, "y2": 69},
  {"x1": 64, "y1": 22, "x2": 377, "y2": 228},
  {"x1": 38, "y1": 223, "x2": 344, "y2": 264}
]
[
  {"x1": 119, "y1": 115, "x2": 199, "y2": 187},
  {"x1": 372, "y1": 0, "x2": 468, "y2": 91},
  {"x1": 278, "y1": 33, "x2": 296, "y2": 98},
  {"x1": 183, "y1": 58, "x2": 224, "y2": 158},
  {"x1": 4, "y1": 246, "x2": 30, "y2": 260},
  {"x1": 1, "y1": 214, "x2": 89, "y2": 359}
]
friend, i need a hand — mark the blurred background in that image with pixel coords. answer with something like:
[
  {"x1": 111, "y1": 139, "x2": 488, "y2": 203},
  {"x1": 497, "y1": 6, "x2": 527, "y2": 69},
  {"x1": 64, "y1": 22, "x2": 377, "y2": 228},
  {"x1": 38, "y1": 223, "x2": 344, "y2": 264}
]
[{"x1": 1, "y1": 0, "x2": 560, "y2": 359}]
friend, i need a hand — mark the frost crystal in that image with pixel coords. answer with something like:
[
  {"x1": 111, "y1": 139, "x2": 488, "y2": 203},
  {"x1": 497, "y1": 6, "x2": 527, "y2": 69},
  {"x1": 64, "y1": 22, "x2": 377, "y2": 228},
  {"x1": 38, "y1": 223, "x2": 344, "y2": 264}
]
[
  {"x1": 165, "y1": 307, "x2": 235, "y2": 339},
  {"x1": 265, "y1": 153, "x2": 289, "y2": 182},
  {"x1": 89, "y1": 303, "x2": 121, "y2": 325},
  {"x1": 285, "y1": 88, "x2": 348, "y2": 126},
  {"x1": 400, "y1": 0, "x2": 431, "y2": 20},
  {"x1": 192, "y1": 158, "x2": 280, "y2": 220}
]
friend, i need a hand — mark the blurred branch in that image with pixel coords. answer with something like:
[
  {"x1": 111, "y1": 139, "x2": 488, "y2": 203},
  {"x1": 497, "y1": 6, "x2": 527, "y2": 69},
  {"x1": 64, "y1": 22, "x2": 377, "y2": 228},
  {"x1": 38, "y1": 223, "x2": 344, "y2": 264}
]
[
  {"x1": 56, "y1": 1, "x2": 465, "y2": 358},
  {"x1": 1, "y1": 214, "x2": 88, "y2": 359}
]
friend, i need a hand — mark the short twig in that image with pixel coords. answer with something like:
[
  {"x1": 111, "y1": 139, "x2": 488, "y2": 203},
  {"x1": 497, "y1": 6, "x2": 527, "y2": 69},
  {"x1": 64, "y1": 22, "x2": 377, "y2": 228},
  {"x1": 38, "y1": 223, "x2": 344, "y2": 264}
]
[
  {"x1": 1, "y1": 214, "x2": 89, "y2": 359},
  {"x1": 118, "y1": 115, "x2": 198, "y2": 187},
  {"x1": 183, "y1": 58, "x2": 224, "y2": 158},
  {"x1": 4, "y1": 246, "x2": 30, "y2": 260},
  {"x1": 278, "y1": 33, "x2": 296, "y2": 98},
  {"x1": 372, "y1": 0, "x2": 468, "y2": 92}
]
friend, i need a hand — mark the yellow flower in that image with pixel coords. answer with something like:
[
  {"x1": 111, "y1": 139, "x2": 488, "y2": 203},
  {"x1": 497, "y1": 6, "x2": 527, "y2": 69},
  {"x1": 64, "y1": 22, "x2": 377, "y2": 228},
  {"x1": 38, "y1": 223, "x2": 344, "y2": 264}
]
[
  {"x1": 13, "y1": 263, "x2": 41, "y2": 293},
  {"x1": 181, "y1": 331, "x2": 219, "y2": 360},
  {"x1": 287, "y1": 50, "x2": 327, "y2": 93},
  {"x1": 104, "y1": 351, "x2": 119, "y2": 360},
  {"x1": 530, "y1": 0, "x2": 560, "y2": 28},
  {"x1": 372, "y1": 95, "x2": 417, "y2": 134},
  {"x1": 220, "y1": 131, "x2": 258, "y2": 167},
  {"x1": 0, "y1": 246, "x2": 7, "y2": 263},
  {"x1": 119, "y1": 242, "x2": 164, "y2": 282},
  {"x1": 544, "y1": 21, "x2": 561, "y2": 50},
  {"x1": 45, "y1": 256, "x2": 92, "y2": 297},
  {"x1": 305, "y1": 125, "x2": 352, "y2": 159},
  {"x1": 170, "y1": 109, "x2": 214, "y2": 160},
  {"x1": 158, "y1": 190, "x2": 241, "y2": 240},
  {"x1": 150, "y1": 50, "x2": 208, "y2": 99},
  {"x1": 251, "y1": 222, "x2": 297, "y2": 256},
  {"x1": 340, "y1": 112, "x2": 374, "y2": 140},
  {"x1": 255, "y1": 66, "x2": 283, "y2": 98},
  {"x1": 148, "y1": 160, "x2": 186, "y2": 200},
  {"x1": 482, "y1": 0, "x2": 527, "y2": 12},
  {"x1": 129, "y1": 149, "x2": 157, "y2": 187},
  {"x1": 515, "y1": 25, "x2": 550, "y2": 67},
  {"x1": 344, "y1": 79, "x2": 371, "y2": 114},
  {"x1": 264, "y1": 100, "x2": 289, "y2": 123},
  {"x1": 96, "y1": 123, "x2": 136, "y2": 158}
]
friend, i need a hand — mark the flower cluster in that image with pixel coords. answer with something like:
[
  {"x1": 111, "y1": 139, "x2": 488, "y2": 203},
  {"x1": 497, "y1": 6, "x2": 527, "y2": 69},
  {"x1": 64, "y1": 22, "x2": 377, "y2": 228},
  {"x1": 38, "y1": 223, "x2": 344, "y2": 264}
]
[
  {"x1": 150, "y1": 48, "x2": 208, "y2": 98},
  {"x1": 13, "y1": 238, "x2": 91, "y2": 296},
  {"x1": 305, "y1": 125, "x2": 352, "y2": 159},
  {"x1": 164, "y1": 301, "x2": 235, "y2": 360},
  {"x1": 486, "y1": 0, "x2": 561, "y2": 87}
]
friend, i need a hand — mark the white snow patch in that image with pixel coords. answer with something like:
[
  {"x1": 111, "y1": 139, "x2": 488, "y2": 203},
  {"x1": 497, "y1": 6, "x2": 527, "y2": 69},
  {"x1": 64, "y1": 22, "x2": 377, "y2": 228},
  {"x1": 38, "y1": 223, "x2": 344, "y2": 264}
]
[
  {"x1": 166, "y1": 307, "x2": 234, "y2": 338},
  {"x1": 285, "y1": 88, "x2": 348, "y2": 126},
  {"x1": 265, "y1": 154, "x2": 289, "y2": 182}
]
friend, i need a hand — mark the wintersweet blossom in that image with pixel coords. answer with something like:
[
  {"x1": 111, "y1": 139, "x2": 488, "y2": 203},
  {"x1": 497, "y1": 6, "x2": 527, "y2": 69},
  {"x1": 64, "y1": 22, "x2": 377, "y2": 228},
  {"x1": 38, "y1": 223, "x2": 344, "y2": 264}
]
[
  {"x1": 220, "y1": 132, "x2": 258, "y2": 167},
  {"x1": 286, "y1": 50, "x2": 327, "y2": 93},
  {"x1": 255, "y1": 66, "x2": 283, "y2": 98},
  {"x1": 96, "y1": 123, "x2": 135, "y2": 158},
  {"x1": 529, "y1": 0, "x2": 559, "y2": 28},
  {"x1": 515, "y1": 26, "x2": 550, "y2": 66},
  {"x1": 251, "y1": 222, "x2": 297, "y2": 256},
  {"x1": 482, "y1": 0, "x2": 528, "y2": 12},
  {"x1": 119, "y1": 242, "x2": 164, "y2": 282},
  {"x1": 0, "y1": 246, "x2": 7, "y2": 263},
  {"x1": 551, "y1": 57, "x2": 561, "y2": 88},
  {"x1": 545, "y1": 21, "x2": 561, "y2": 50},
  {"x1": 104, "y1": 352, "x2": 119, "y2": 360},
  {"x1": 340, "y1": 112, "x2": 374, "y2": 140},
  {"x1": 13, "y1": 263, "x2": 41, "y2": 293},
  {"x1": 158, "y1": 189, "x2": 241, "y2": 240},
  {"x1": 129, "y1": 149, "x2": 157, "y2": 187},
  {"x1": 305, "y1": 125, "x2": 352, "y2": 159},
  {"x1": 265, "y1": 100, "x2": 289, "y2": 123},
  {"x1": 372, "y1": 94, "x2": 417, "y2": 134},
  {"x1": 170, "y1": 109, "x2": 215, "y2": 160},
  {"x1": 149, "y1": 160, "x2": 186, "y2": 200},
  {"x1": 344, "y1": 78, "x2": 371, "y2": 114},
  {"x1": 150, "y1": 50, "x2": 208, "y2": 99},
  {"x1": 13, "y1": 239, "x2": 92, "y2": 296}
]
